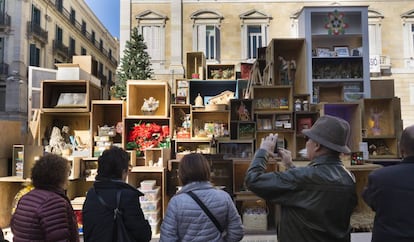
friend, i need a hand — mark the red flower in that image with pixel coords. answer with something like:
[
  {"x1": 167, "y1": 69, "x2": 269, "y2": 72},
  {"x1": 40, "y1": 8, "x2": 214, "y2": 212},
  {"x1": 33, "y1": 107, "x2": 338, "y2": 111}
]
[{"x1": 127, "y1": 122, "x2": 169, "y2": 152}]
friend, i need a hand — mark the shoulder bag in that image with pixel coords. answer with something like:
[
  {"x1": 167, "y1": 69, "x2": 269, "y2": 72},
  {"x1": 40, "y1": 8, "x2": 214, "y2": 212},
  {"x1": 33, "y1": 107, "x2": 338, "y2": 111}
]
[
  {"x1": 93, "y1": 188, "x2": 133, "y2": 242},
  {"x1": 187, "y1": 190, "x2": 224, "y2": 233}
]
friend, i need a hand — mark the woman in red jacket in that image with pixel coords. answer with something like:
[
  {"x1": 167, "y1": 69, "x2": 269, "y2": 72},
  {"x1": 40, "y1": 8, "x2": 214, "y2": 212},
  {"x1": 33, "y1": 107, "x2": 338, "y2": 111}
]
[{"x1": 11, "y1": 154, "x2": 79, "y2": 242}]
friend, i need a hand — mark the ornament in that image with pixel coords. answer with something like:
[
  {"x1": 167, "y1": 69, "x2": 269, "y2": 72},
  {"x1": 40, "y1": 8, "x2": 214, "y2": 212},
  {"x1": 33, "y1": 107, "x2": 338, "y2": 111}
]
[{"x1": 324, "y1": 10, "x2": 348, "y2": 35}]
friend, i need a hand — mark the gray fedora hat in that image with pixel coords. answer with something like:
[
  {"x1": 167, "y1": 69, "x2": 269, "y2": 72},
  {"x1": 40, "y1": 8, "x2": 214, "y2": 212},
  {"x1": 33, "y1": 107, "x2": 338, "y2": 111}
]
[{"x1": 302, "y1": 115, "x2": 351, "y2": 154}]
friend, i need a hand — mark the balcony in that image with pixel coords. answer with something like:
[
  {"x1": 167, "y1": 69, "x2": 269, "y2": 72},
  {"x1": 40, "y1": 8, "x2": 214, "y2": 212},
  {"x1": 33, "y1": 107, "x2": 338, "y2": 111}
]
[
  {"x1": 0, "y1": 63, "x2": 8, "y2": 76},
  {"x1": 380, "y1": 56, "x2": 391, "y2": 70},
  {"x1": 53, "y1": 40, "x2": 69, "y2": 61},
  {"x1": 27, "y1": 21, "x2": 48, "y2": 45},
  {"x1": 47, "y1": 0, "x2": 118, "y2": 68},
  {"x1": 0, "y1": 12, "x2": 11, "y2": 33}
]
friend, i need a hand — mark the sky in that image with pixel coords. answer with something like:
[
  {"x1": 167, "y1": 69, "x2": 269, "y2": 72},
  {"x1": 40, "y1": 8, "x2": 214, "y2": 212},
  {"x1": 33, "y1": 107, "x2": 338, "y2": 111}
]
[{"x1": 85, "y1": 0, "x2": 120, "y2": 39}]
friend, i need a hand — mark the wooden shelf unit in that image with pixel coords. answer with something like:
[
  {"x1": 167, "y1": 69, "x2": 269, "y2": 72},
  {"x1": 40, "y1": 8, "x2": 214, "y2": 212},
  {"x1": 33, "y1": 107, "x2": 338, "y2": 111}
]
[
  {"x1": 41, "y1": 80, "x2": 101, "y2": 112},
  {"x1": 90, "y1": 100, "x2": 125, "y2": 157},
  {"x1": 126, "y1": 80, "x2": 170, "y2": 118}
]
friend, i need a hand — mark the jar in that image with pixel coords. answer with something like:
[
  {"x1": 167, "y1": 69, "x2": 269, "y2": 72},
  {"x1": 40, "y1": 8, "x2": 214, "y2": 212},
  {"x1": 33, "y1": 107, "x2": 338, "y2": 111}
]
[
  {"x1": 294, "y1": 99, "x2": 302, "y2": 111},
  {"x1": 303, "y1": 100, "x2": 309, "y2": 111}
]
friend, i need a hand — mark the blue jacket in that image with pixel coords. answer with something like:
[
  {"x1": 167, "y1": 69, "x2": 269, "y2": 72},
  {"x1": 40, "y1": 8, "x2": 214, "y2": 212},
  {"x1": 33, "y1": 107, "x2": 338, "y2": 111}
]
[
  {"x1": 363, "y1": 156, "x2": 414, "y2": 242},
  {"x1": 160, "y1": 181, "x2": 244, "y2": 242},
  {"x1": 82, "y1": 179, "x2": 152, "y2": 242},
  {"x1": 245, "y1": 149, "x2": 357, "y2": 242}
]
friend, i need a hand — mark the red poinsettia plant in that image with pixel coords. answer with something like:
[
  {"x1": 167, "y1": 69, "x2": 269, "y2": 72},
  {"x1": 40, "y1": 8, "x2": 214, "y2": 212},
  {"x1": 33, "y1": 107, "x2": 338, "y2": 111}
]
[{"x1": 126, "y1": 122, "x2": 170, "y2": 154}]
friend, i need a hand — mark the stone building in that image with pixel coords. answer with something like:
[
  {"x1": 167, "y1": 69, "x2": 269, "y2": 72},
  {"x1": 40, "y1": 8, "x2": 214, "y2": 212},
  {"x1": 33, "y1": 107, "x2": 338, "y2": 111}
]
[
  {"x1": 121, "y1": 0, "x2": 414, "y2": 127},
  {"x1": 0, "y1": 0, "x2": 119, "y2": 124}
]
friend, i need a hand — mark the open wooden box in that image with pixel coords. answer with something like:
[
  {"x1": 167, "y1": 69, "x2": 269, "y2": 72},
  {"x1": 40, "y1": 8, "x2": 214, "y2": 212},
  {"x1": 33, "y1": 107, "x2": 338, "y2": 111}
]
[
  {"x1": 127, "y1": 80, "x2": 170, "y2": 118},
  {"x1": 41, "y1": 80, "x2": 101, "y2": 112}
]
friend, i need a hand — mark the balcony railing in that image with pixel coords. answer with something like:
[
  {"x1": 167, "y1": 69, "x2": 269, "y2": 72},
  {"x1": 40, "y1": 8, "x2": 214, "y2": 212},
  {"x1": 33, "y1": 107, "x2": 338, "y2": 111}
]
[
  {"x1": 0, "y1": 62, "x2": 8, "y2": 75},
  {"x1": 27, "y1": 21, "x2": 48, "y2": 44},
  {"x1": 42, "y1": 2, "x2": 118, "y2": 67},
  {"x1": 0, "y1": 12, "x2": 11, "y2": 32},
  {"x1": 47, "y1": 0, "x2": 118, "y2": 67},
  {"x1": 380, "y1": 56, "x2": 391, "y2": 69},
  {"x1": 53, "y1": 40, "x2": 69, "y2": 59}
]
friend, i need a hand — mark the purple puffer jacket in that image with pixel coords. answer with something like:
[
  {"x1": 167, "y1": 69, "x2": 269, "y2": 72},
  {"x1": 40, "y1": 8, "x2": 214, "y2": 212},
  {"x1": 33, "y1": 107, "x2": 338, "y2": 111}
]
[{"x1": 11, "y1": 188, "x2": 79, "y2": 242}]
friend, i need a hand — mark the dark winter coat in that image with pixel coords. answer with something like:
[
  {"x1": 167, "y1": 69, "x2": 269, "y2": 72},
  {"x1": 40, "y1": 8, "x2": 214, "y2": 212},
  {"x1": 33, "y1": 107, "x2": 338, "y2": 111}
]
[
  {"x1": 362, "y1": 156, "x2": 414, "y2": 242},
  {"x1": 245, "y1": 149, "x2": 357, "y2": 242},
  {"x1": 82, "y1": 179, "x2": 152, "y2": 242},
  {"x1": 11, "y1": 188, "x2": 79, "y2": 242}
]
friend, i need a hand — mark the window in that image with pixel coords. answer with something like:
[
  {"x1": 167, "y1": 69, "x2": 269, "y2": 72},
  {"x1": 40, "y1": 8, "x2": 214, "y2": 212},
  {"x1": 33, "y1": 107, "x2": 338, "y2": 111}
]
[
  {"x1": 191, "y1": 10, "x2": 223, "y2": 62},
  {"x1": 100, "y1": 39, "x2": 103, "y2": 51},
  {"x1": 136, "y1": 10, "x2": 167, "y2": 69},
  {"x1": 56, "y1": 0, "x2": 63, "y2": 12},
  {"x1": 30, "y1": 44, "x2": 40, "y2": 67},
  {"x1": 56, "y1": 25, "x2": 63, "y2": 43},
  {"x1": 0, "y1": 38, "x2": 4, "y2": 63},
  {"x1": 70, "y1": 8, "x2": 76, "y2": 24},
  {"x1": 108, "y1": 69, "x2": 113, "y2": 84},
  {"x1": 402, "y1": 10, "x2": 414, "y2": 67},
  {"x1": 32, "y1": 5, "x2": 41, "y2": 25},
  {"x1": 69, "y1": 37, "x2": 75, "y2": 56},
  {"x1": 81, "y1": 47, "x2": 86, "y2": 55},
  {"x1": 247, "y1": 26, "x2": 262, "y2": 59},
  {"x1": 81, "y1": 20, "x2": 86, "y2": 35},
  {"x1": 368, "y1": 10, "x2": 383, "y2": 57},
  {"x1": 240, "y1": 10, "x2": 271, "y2": 60},
  {"x1": 109, "y1": 49, "x2": 112, "y2": 59},
  {"x1": 91, "y1": 31, "x2": 95, "y2": 43},
  {"x1": 0, "y1": 83, "x2": 5, "y2": 112}
]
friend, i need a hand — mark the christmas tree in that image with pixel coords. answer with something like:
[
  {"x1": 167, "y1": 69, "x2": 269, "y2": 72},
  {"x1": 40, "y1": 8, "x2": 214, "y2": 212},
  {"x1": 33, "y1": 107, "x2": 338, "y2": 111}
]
[{"x1": 111, "y1": 28, "x2": 153, "y2": 99}]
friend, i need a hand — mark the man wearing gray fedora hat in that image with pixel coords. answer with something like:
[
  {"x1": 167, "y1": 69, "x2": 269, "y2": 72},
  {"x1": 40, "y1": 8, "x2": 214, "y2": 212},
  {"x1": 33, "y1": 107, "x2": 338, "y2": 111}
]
[{"x1": 245, "y1": 115, "x2": 357, "y2": 242}]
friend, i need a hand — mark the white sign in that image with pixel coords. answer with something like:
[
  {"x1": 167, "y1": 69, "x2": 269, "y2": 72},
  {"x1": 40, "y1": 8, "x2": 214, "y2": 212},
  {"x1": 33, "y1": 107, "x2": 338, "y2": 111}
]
[{"x1": 370, "y1": 55, "x2": 380, "y2": 73}]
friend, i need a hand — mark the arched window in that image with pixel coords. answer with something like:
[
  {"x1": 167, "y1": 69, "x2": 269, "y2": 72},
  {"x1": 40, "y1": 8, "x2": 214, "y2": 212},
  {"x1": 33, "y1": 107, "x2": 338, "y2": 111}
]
[
  {"x1": 136, "y1": 10, "x2": 167, "y2": 69},
  {"x1": 240, "y1": 10, "x2": 272, "y2": 61},
  {"x1": 191, "y1": 10, "x2": 223, "y2": 62}
]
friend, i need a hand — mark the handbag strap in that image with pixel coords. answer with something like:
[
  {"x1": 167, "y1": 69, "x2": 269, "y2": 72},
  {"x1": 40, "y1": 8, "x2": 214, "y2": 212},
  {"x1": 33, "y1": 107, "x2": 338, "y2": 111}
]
[
  {"x1": 92, "y1": 187, "x2": 122, "y2": 219},
  {"x1": 187, "y1": 191, "x2": 224, "y2": 233}
]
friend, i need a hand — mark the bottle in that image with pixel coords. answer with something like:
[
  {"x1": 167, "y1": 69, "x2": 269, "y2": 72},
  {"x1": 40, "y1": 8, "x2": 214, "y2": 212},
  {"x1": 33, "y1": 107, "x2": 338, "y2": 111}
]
[{"x1": 210, "y1": 135, "x2": 217, "y2": 154}]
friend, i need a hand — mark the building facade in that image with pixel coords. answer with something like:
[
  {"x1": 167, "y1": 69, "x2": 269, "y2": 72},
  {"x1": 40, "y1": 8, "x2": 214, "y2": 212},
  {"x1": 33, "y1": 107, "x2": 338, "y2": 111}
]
[
  {"x1": 0, "y1": 0, "x2": 119, "y2": 124},
  {"x1": 121, "y1": 0, "x2": 414, "y2": 127}
]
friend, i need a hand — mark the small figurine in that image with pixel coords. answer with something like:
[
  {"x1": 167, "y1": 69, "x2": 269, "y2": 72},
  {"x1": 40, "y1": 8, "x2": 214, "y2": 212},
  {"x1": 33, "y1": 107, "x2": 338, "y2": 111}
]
[
  {"x1": 237, "y1": 102, "x2": 250, "y2": 121},
  {"x1": 141, "y1": 97, "x2": 159, "y2": 114},
  {"x1": 370, "y1": 108, "x2": 383, "y2": 136}
]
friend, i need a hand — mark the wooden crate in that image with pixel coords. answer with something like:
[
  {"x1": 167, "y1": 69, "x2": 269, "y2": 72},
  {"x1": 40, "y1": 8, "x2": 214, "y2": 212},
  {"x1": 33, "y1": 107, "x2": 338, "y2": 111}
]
[
  {"x1": 41, "y1": 80, "x2": 101, "y2": 112},
  {"x1": 191, "y1": 109, "x2": 230, "y2": 138},
  {"x1": 252, "y1": 86, "x2": 293, "y2": 111},
  {"x1": 218, "y1": 140, "x2": 254, "y2": 160},
  {"x1": 91, "y1": 100, "x2": 126, "y2": 157},
  {"x1": 170, "y1": 104, "x2": 191, "y2": 139},
  {"x1": 39, "y1": 112, "x2": 91, "y2": 152},
  {"x1": 362, "y1": 98, "x2": 395, "y2": 137},
  {"x1": 317, "y1": 85, "x2": 344, "y2": 103},
  {"x1": 317, "y1": 102, "x2": 362, "y2": 152},
  {"x1": 127, "y1": 80, "x2": 170, "y2": 118},
  {"x1": 175, "y1": 79, "x2": 189, "y2": 104},
  {"x1": 207, "y1": 64, "x2": 236, "y2": 80},
  {"x1": 12, "y1": 145, "x2": 43, "y2": 179},
  {"x1": 144, "y1": 148, "x2": 171, "y2": 168},
  {"x1": 186, "y1": 52, "x2": 205, "y2": 79}
]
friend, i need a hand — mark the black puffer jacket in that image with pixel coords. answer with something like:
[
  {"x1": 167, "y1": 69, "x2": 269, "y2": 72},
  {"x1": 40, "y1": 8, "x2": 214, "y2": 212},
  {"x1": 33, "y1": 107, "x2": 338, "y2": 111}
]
[
  {"x1": 245, "y1": 149, "x2": 357, "y2": 242},
  {"x1": 82, "y1": 179, "x2": 152, "y2": 242}
]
